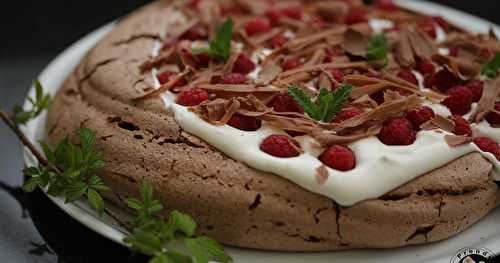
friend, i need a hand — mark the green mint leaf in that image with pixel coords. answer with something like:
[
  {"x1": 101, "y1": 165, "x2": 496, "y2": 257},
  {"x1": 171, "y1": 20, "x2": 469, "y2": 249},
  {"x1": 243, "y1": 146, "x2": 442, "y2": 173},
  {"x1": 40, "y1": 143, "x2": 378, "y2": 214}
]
[
  {"x1": 366, "y1": 34, "x2": 388, "y2": 61},
  {"x1": 139, "y1": 181, "x2": 154, "y2": 204},
  {"x1": 168, "y1": 211, "x2": 197, "y2": 237},
  {"x1": 185, "y1": 236, "x2": 232, "y2": 263},
  {"x1": 77, "y1": 128, "x2": 96, "y2": 156},
  {"x1": 22, "y1": 177, "x2": 41, "y2": 193},
  {"x1": 40, "y1": 141, "x2": 55, "y2": 164},
  {"x1": 481, "y1": 53, "x2": 500, "y2": 78},
  {"x1": 126, "y1": 197, "x2": 143, "y2": 210},
  {"x1": 317, "y1": 88, "x2": 334, "y2": 123},
  {"x1": 23, "y1": 166, "x2": 40, "y2": 177},
  {"x1": 288, "y1": 85, "x2": 319, "y2": 120},
  {"x1": 323, "y1": 84, "x2": 353, "y2": 122},
  {"x1": 13, "y1": 80, "x2": 51, "y2": 125},
  {"x1": 87, "y1": 188, "x2": 105, "y2": 215},
  {"x1": 196, "y1": 18, "x2": 233, "y2": 62},
  {"x1": 64, "y1": 181, "x2": 88, "y2": 203},
  {"x1": 88, "y1": 175, "x2": 110, "y2": 192},
  {"x1": 165, "y1": 251, "x2": 193, "y2": 263},
  {"x1": 149, "y1": 254, "x2": 169, "y2": 263},
  {"x1": 124, "y1": 230, "x2": 165, "y2": 256}
]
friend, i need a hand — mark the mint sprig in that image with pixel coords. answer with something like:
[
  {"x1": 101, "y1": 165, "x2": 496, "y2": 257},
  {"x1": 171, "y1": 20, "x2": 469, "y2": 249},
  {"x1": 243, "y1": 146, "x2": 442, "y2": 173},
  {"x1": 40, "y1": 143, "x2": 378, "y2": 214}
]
[
  {"x1": 288, "y1": 84, "x2": 352, "y2": 123},
  {"x1": 1, "y1": 81, "x2": 232, "y2": 263},
  {"x1": 23, "y1": 128, "x2": 109, "y2": 214},
  {"x1": 193, "y1": 18, "x2": 233, "y2": 62},
  {"x1": 13, "y1": 80, "x2": 51, "y2": 125},
  {"x1": 125, "y1": 182, "x2": 232, "y2": 263},
  {"x1": 366, "y1": 34, "x2": 388, "y2": 62},
  {"x1": 481, "y1": 53, "x2": 500, "y2": 78}
]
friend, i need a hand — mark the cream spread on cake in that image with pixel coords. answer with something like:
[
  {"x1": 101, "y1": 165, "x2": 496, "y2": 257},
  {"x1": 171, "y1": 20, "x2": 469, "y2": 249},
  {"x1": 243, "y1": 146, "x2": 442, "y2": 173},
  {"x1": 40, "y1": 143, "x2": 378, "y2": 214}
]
[{"x1": 145, "y1": 3, "x2": 500, "y2": 206}]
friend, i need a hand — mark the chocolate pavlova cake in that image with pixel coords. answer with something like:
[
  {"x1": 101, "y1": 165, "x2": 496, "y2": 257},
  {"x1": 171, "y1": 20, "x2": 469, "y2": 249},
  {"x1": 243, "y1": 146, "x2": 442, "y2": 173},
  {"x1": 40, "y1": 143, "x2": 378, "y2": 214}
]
[{"x1": 47, "y1": 0, "x2": 500, "y2": 251}]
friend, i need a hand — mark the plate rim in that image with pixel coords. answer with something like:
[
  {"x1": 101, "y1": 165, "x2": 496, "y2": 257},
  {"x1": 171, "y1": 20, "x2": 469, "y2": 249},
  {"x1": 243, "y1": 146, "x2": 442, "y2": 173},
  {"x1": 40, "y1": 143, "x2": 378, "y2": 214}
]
[{"x1": 19, "y1": 0, "x2": 500, "y2": 262}]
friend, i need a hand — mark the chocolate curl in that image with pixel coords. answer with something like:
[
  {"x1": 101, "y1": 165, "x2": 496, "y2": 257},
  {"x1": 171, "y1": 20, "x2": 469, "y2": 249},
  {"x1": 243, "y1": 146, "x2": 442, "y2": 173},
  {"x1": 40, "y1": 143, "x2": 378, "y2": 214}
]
[
  {"x1": 468, "y1": 77, "x2": 500, "y2": 123},
  {"x1": 133, "y1": 68, "x2": 190, "y2": 101}
]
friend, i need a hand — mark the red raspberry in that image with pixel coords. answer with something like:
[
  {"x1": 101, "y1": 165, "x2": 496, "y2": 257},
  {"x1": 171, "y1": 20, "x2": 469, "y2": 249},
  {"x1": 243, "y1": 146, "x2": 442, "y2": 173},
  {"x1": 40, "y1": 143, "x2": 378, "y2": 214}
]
[
  {"x1": 319, "y1": 145, "x2": 356, "y2": 171},
  {"x1": 397, "y1": 69, "x2": 418, "y2": 86},
  {"x1": 415, "y1": 59, "x2": 435, "y2": 76},
  {"x1": 374, "y1": 0, "x2": 400, "y2": 12},
  {"x1": 281, "y1": 6, "x2": 302, "y2": 20},
  {"x1": 265, "y1": 9, "x2": 282, "y2": 26},
  {"x1": 176, "y1": 88, "x2": 209, "y2": 106},
  {"x1": 465, "y1": 80, "x2": 484, "y2": 102},
  {"x1": 187, "y1": 0, "x2": 199, "y2": 9},
  {"x1": 442, "y1": 86, "x2": 473, "y2": 115},
  {"x1": 449, "y1": 46, "x2": 460, "y2": 57},
  {"x1": 220, "y1": 4, "x2": 245, "y2": 16},
  {"x1": 418, "y1": 19, "x2": 437, "y2": 39},
  {"x1": 227, "y1": 114, "x2": 262, "y2": 131},
  {"x1": 180, "y1": 24, "x2": 207, "y2": 41},
  {"x1": 260, "y1": 135, "x2": 301, "y2": 158},
  {"x1": 311, "y1": 16, "x2": 327, "y2": 28},
  {"x1": 156, "y1": 71, "x2": 187, "y2": 87},
  {"x1": 378, "y1": 117, "x2": 417, "y2": 146},
  {"x1": 195, "y1": 53, "x2": 211, "y2": 68},
  {"x1": 221, "y1": 73, "x2": 248, "y2": 84},
  {"x1": 406, "y1": 106, "x2": 435, "y2": 130},
  {"x1": 485, "y1": 102, "x2": 500, "y2": 125},
  {"x1": 271, "y1": 34, "x2": 287, "y2": 48},
  {"x1": 344, "y1": 9, "x2": 368, "y2": 25},
  {"x1": 244, "y1": 19, "x2": 272, "y2": 36},
  {"x1": 271, "y1": 94, "x2": 304, "y2": 113},
  {"x1": 474, "y1": 137, "x2": 500, "y2": 161},
  {"x1": 282, "y1": 58, "x2": 301, "y2": 71},
  {"x1": 450, "y1": 115, "x2": 472, "y2": 136},
  {"x1": 424, "y1": 68, "x2": 462, "y2": 92},
  {"x1": 332, "y1": 106, "x2": 362, "y2": 123},
  {"x1": 233, "y1": 53, "x2": 255, "y2": 75},
  {"x1": 331, "y1": 69, "x2": 345, "y2": 83}
]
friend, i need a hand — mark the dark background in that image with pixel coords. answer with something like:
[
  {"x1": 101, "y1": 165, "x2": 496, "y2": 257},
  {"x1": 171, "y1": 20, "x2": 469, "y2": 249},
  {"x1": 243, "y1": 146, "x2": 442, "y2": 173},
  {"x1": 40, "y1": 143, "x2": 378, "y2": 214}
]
[{"x1": 0, "y1": 1, "x2": 499, "y2": 262}]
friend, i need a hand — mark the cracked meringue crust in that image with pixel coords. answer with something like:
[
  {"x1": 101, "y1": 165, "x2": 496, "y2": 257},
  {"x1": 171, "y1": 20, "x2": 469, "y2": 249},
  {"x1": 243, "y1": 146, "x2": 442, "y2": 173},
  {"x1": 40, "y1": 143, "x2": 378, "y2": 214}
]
[{"x1": 46, "y1": 1, "x2": 500, "y2": 251}]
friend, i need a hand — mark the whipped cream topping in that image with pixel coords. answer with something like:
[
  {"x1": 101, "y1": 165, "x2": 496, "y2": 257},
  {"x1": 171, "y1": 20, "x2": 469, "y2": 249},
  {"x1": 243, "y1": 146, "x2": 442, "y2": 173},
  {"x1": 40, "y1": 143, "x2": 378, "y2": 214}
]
[{"x1": 152, "y1": 16, "x2": 500, "y2": 206}]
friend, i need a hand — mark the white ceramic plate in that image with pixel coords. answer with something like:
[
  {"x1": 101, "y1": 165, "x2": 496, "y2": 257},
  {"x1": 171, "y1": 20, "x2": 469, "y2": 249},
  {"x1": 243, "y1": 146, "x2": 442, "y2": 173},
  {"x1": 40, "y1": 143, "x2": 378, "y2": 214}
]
[{"x1": 20, "y1": 1, "x2": 500, "y2": 262}]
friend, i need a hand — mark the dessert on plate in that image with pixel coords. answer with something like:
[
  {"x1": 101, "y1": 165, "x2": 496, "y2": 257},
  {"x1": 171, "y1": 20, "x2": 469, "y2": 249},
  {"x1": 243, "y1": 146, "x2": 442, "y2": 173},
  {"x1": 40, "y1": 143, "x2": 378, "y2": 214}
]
[{"x1": 46, "y1": 0, "x2": 500, "y2": 251}]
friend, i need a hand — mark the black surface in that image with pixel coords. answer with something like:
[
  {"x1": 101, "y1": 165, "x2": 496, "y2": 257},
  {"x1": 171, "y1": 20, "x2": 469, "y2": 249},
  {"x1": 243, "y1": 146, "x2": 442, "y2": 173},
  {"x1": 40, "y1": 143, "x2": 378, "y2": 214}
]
[{"x1": 0, "y1": 1, "x2": 499, "y2": 262}]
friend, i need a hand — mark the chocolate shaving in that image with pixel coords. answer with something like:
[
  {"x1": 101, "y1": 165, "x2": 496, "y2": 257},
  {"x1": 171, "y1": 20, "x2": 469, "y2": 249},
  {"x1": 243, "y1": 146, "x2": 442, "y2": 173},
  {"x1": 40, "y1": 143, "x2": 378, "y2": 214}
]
[
  {"x1": 133, "y1": 68, "x2": 190, "y2": 100},
  {"x1": 198, "y1": 0, "x2": 220, "y2": 39},
  {"x1": 236, "y1": 0, "x2": 270, "y2": 15},
  {"x1": 407, "y1": 25, "x2": 438, "y2": 59},
  {"x1": 315, "y1": 165, "x2": 329, "y2": 185},
  {"x1": 197, "y1": 84, "x2": 283, "y2": 93},
  {"x1": 430, "y1": 51, "x2": 481, "y2": 79},
  {"x1": 284, "y1": 27, "x2": 346, "y2": 52},
  {"x1": 278, "y1": 62, "x2": 369, "y2": 79},
  {"x1": 352, "y1": 95, "x2": 379, "y2": 108},
  {"x1": 315, "y1": 1, "x2": 348, "y2": 23},
  {"x1": 311, "y1": 128, "x2": 378, "y2": 147},
  {"x1": 331, "y1": 95, "x2": 421, "y2": 133},
  {"x1": 139, "y1": 47, "x2": 175, "y2": 73},
  {"x1": 341, "y1": 25, "x2": 371, "y2": 57},
  {"x1": 318, "y1": 72, "x2": 333, "y2": 91},
  {"x1": 421, "y1": 115, "x2": 455, "y2": 132},
  {"x1": 256, "y1": 59, "x2": 282, "y2": 85},
  {"x1": 193, "y1": 98, "x2": 240, "y2": 125},
  {"x1": 468, "y1": 77, "x2": 500, "y2": 123},
  {"x1": 444, "y1": 135, "x2": 473, "y2": 147},
  {"x1": 221, "y1": 53, "x2": 240, "y2": 74},
  {"x1": 394, "y1": 30, "x2": 416, "y2": 68},
  {"x1": 259, "y1": 114, "x2": 318, "y2": 132}
]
